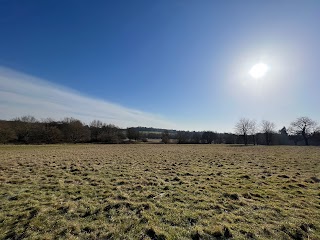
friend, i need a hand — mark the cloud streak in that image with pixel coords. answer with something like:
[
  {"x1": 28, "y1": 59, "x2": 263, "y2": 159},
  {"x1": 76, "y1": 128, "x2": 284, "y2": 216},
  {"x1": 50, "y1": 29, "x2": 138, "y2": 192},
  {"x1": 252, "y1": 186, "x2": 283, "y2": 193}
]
[{"x1": 0, "y1": 67, "x2": 176, "y2": 128}]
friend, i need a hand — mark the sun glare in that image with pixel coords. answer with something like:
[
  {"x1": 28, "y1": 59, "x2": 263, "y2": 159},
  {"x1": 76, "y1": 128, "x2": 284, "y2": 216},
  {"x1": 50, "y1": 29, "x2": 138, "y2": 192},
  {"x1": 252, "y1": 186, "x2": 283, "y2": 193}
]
[{"x1": 249, "y1": 63, "x2": 269, "y2": 79}]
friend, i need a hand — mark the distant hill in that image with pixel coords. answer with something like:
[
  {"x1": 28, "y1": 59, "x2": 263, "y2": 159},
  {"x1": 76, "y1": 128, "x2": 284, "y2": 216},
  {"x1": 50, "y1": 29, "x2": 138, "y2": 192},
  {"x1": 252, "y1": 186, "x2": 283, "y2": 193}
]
[{"x1": 134, "y1": 127, "x2": 177, "y2": 134}]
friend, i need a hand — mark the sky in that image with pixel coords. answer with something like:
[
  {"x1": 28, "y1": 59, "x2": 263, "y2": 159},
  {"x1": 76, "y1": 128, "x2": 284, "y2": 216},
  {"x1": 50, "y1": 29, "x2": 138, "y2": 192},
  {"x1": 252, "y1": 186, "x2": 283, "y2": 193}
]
[{"x1": 0, "y1": 0, "x2": 319, "y2": 132}]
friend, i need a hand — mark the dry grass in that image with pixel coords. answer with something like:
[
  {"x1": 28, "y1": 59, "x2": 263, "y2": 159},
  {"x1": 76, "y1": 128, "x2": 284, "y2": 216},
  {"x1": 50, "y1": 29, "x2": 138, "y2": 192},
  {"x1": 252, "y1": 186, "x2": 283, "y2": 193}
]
[{"x1": 0, "y1": 144, "x2": 319, "y2": 239}]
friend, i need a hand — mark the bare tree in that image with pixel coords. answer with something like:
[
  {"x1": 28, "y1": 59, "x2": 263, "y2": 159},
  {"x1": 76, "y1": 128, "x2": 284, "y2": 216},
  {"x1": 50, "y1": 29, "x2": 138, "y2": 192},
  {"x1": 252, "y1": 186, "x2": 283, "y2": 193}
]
[
  {"x1": 90, "y1": 120, "x2": 103, "y2": 142},
  {"x1": 290, "y1": 117, "x2": 317, "y2": 146},
  {"x1": 176, "y1": 131, "x2": 189, "y2": 144},
  {"x1": 13, "y1": 115, "x2": 37, "y2": 123},
  {"x1": 249, "y1": 120, "x2": 257, "y2": 145},
  {"x1": 127, "y1": 127, "x2": 140, "y2": 141},
  {"x1": 97, "y1": 124, "x2": 123, "y2": 143},
  {"x1": 0, "y1": 121, "x2": 16, "y2": 143},
  {"x1": 312, "y1": 127, "x2": 320, "y2": 143},
  {"x1": 201, "y1": 131, "x2": 217, "y2": 144},
  {"x1": 62, "y1": 118, "x2": 90, "y2": 143},
  {"x1": 161, "y1": 130, "x2": 170, "y2": 144},
  {"x1": 90, "y1": 120, "x2": 103, "y2": 128},
  {"x1": 235, "y1": 118, "x2": 255, "y2": 145},
  {"x1": 191, "y1": 131, "x2": 201, "y2": 144},
  {"x1": 261, "y1": 120, "x2": 275, "y2": 145},
  {"x1": 287, "y1": 126, "x2": 301, "y2": 145}
]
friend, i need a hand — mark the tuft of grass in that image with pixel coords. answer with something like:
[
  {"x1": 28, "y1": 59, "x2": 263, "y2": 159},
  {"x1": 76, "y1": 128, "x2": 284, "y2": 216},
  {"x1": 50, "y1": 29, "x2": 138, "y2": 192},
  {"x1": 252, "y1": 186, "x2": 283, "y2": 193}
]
[{"x1": 0, "y1": 144, "x2": 320, "y2": 239}]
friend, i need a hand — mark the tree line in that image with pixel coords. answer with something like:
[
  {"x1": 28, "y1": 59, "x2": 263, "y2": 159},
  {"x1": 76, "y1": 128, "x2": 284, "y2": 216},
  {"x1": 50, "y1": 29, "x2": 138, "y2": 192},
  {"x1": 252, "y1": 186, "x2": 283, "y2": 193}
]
[
  {"x1": 234, "y1": 117, "x2": 320, "y2": 146},
  {"x1": 0, "y1": 117, "x2": 123, "y2": 144},
  {"x1": 0, "y1": 115, "x2": 319, "y2": 145}
]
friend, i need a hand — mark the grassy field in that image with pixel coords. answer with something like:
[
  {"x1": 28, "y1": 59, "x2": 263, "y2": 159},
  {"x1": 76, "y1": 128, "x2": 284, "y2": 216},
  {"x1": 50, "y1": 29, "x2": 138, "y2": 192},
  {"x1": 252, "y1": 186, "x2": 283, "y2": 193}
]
[{"x1": 0, "y1": 144, "x2": 319, "y2": 240}]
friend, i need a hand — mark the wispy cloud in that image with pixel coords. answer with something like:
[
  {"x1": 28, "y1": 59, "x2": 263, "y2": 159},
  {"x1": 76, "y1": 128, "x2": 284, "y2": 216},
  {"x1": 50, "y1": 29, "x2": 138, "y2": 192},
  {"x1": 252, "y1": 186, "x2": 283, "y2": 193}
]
[{"x1": 0, "y1": 67, "x2": 176, "y2": 128}]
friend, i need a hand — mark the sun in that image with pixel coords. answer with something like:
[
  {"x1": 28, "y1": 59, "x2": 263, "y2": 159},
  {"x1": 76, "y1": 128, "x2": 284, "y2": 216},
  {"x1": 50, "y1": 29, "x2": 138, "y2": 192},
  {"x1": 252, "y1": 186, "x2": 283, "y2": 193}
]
[{"x1": 249, "y1": 63, "x2": 269, "y2": 79}]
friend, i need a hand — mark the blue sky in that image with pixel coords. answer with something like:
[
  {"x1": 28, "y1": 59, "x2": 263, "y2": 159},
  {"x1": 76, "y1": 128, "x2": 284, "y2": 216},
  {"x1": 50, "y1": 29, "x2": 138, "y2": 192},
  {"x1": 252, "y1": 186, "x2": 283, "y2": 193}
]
[{"x1": 0, "y1": 0, "x2": 319, "y2": 131}]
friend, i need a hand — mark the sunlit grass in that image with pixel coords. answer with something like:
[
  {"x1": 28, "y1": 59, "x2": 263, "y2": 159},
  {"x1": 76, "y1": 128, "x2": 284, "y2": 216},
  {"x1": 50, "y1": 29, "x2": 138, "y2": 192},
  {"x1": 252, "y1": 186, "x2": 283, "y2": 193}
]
[{"x1": 0, "y1": 144, "x2": 319, "y2": 239}]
